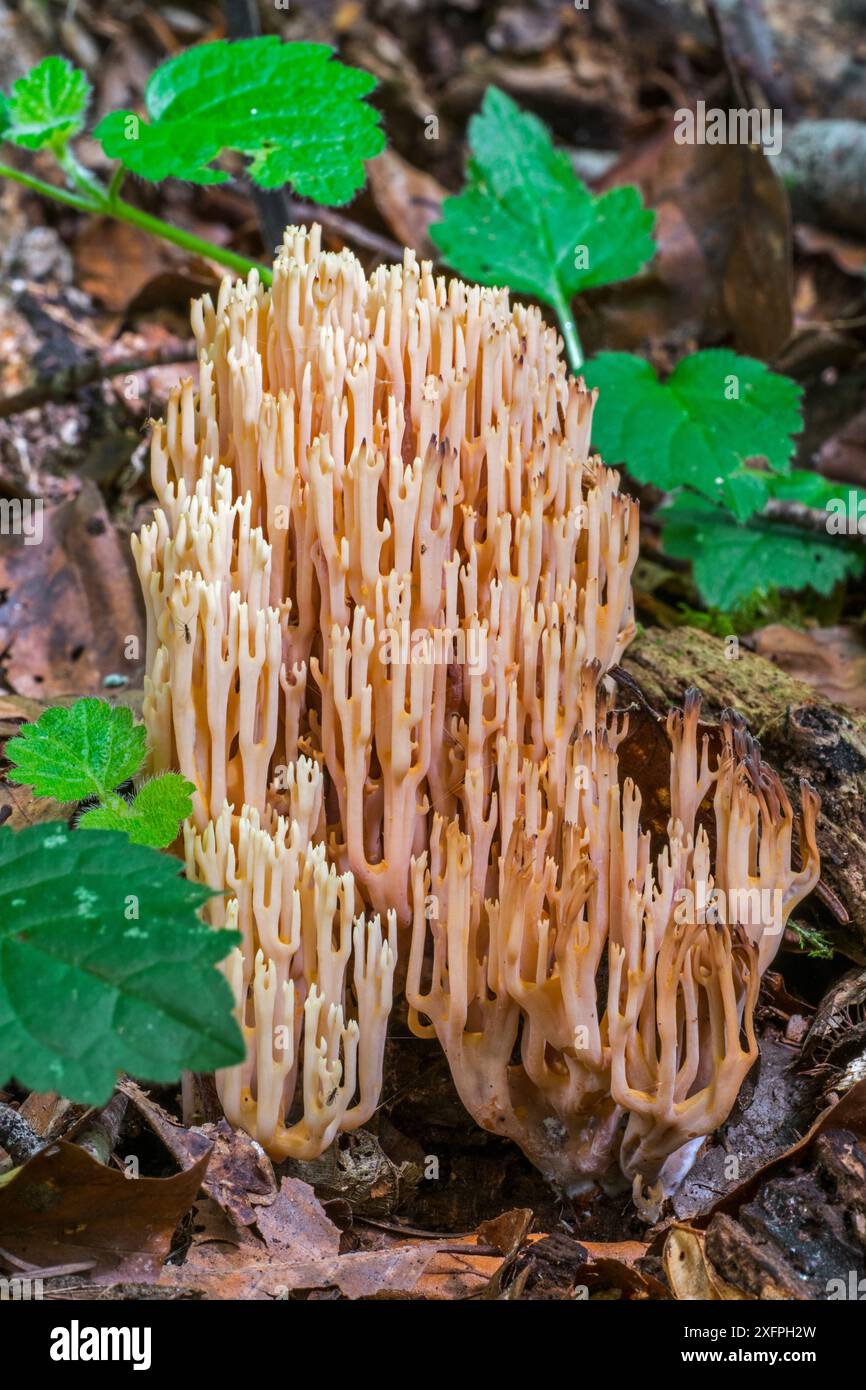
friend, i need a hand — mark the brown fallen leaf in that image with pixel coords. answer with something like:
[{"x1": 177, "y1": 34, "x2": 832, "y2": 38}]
[
  {"x1": 586, "y1": 122, "x2": 792, "y2": 360},
  {"x1": 800, "y1": 968, "x2": 866, "y2": 1070},
  {"x1": 750, "y1": 623, "x2": 866, "y2": 710},
  {"x1": 0, "y1": 692, "x2": 47, "y2": 729},
  {"x1": 0, "y1": 781, "x2": 69, "y2": 829},
  {"x1": 795, "y1": 223, "x2": 866, "y2": 278},
  {"x1": 0, "y1": 478, "x2": 145, "y2": 697},
  {"x1": 17, "y1": 1090, "x2": 79, "y2": 1142},
  {"x1": 158, "y1": 1176, "x2": 434, "y2": 1299},
  {"x1": 412, "y1": 1241, "x2": 505, "y2": 1300},
  {"x1": 286, "y1": 1126, "x2": 420, "y2": 1216},
  {"x1": 663, "y1": 1225, "x2": 750, "y2": 1300},
  {"x1": 367, "y1": 149, "x2": 447, "y2": 258},
  {"x1": 506, "y1": 1230, "x2": 662, "y2": 1300},
  {"x1": 74, "y1": 218, "x2": 215, "y2": 314},
  {"x1": 818, "y1": 407, "x2": 866, "y2": 488},
  {"x1": 118, "y1": 1079, "x2": 276, "y2": 1228},
  {"x1": 0, "y1": 1139, "x2": 210, "y2": 1281}
]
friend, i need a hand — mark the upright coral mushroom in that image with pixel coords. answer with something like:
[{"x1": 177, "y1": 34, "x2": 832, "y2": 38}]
[
  {"x1": 407, "y1": 692, "x2": 820, "y2": 1208},
  {"x1": 133, "y1": 223, "x2": 639, "y2": 921},
  {"x1": 183, "y1": 757, "x2": 396, "y2": 1158},
  {"x1": 133, "y1": 223, "x2": 820, "y2": 1195}
]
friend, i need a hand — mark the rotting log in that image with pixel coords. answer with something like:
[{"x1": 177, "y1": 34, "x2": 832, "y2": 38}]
[{"x1": 616, "y1": 626, "x2": 866, "y2": 961}]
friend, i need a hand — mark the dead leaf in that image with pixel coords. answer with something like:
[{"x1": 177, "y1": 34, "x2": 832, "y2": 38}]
[
  {"x1": 801, "y1": 968, "x2": 866, "y2": 1069},
  {"x1": 587, "y1": 123, "x2": 792, "y2": 359},
  {"x1": 507, "y1": 1231, "x2": 662, "y2": 1300},
  {"x1": 663, "y1": 1225, "x2": 750, "y2": 1300},
  {"x1": 0, "y1": 1139, "x2": 209, "y2": 1281},
  {"x1": 74, "y1": 218, "x2": 215, "y2": 314},
  {"x1": 287, "y1": 1128, "x2": 420, "y2": 1216},
  {"x1": 17, "y1": 1091, "x2": 78, "y2": 1141},
  {"x1": 796, "y1": 224, "x2": 866, "y2": 278},
  {"x1": 476, "y1": 1207, "x2": 533, "y2": 1254},
  {"x1": 158, "y1": 1176, "x2": 434, "y2": 1299},
  {"x1": 118, "y1": 1079, "x2": 276, "y2": 1227},
  {"x1": 750, "y1": 624, "x2": 866, "y2": 709},
  {"x1": 0, "y1": 781, "x2": 69, "y2": 828},
  {"x1": 0, "y1": 478, "x2": 145, "y2": 697},
  {"x1": 818, "y1": 407, "x2": 866, "y2": 486},
  {"x1": 0, "y1": 692, "x2": 46, "y2": 729},
  {"x1": 412, "y1": 1241, "x2": 504, "y2": 1300},
  {"x1": 367, "y1": 150, "x2": 446, "y2": 258}
]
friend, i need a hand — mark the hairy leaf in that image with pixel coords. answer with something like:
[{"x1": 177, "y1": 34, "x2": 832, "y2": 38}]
[
  {"x1": 430, "y1": 87, "x2": 655, "y2": 310},
  {"x1": 2, "y1": 56, "x2": 90, "y2": 149},
  {"x1": 661, "y1": 492, "x2": 865, "y2": 608},
  {"x1": 585, "y1": 349, "x2": 803, "y2": 506},
  {"x1": 93, "y1": 37, "x2": 384, "y2": 203},
  {"x1": 6, "y1": 699, "x2": 146, "y2": 802},
  {"x1": 78, "y1": 774, "x2": 194, "y2": 847},
  {"x1": 0, "y1": 823, "x2": 243, "y2": 1103}
]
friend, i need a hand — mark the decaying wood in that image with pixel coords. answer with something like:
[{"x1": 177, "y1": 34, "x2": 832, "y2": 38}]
[
  {"x1": 617, "y1": 626, "x2": 866, "y2": 961},
  {"x1": 0, "y1": 1100, "x2": 42, "y2": 1164}
]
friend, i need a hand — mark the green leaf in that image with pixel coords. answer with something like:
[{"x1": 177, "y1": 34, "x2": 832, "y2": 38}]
[
  {"x1": 767, "y1": 469, "x2": 866, "y2": 513},
  {"x1": 93, "y1": 37, "x2": 384, "y2": 203},
  {"x1": 660, "y1": 493, "x2": 865, "y2": 608},
  {"x1": 0, "y1": 823, "x2": 243, "y2": 1104},
  {"x1": 721, "y1": 469, "x2": 771, "y2": 522},
  {"x1": 2, "y1": 56, "x2": 90, "y2": 150},
  {"x1": 585, "y1": 349, "x2": 803, "y2": 505},
  {"x1": 79, "y1": 774, "x2": 194, "y2": 848},
  {"x1": 5, "y1": 699, "x2": 146, "y2": 802},
  {"x1": 430, "y1": 87, "x2": 655, "y2": 309}
]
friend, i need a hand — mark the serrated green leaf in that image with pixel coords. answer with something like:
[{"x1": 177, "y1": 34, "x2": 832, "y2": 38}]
[
  {"x1": 660, "y1": 493, "x2": 865, "y2": 608},
  {"x1": 585, "y1": 349, "x2": 803, "y2": 505},
  {"x1": 0, "y1": 823, "x2": 243, "y2": 1104},
  {"x1": 92, "y1": 37, "x2": 384, "y2": 203},
  {"x1": 768, "y1": 469, "x2": 866, "y2": 514},
  {"x1": 5, "y1": 699, "x2": 146, "y2": 802},
  {"x1": 721, "y1": 470, "x2": 771, "y2": 522},
  {"x1": 430, "y1": 87, "x2": 655, "y2": 310},
  {"x1": 78, "y1": 774, "x2": 194, "y2": 848},
  {"x1": 2, "y1": 56, "x2": 90, "y2": 150}
]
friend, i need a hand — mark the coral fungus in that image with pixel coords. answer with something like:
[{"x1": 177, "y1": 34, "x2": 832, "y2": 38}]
[{"x1": 134, "y1": 225, "x2": 819, "y2": 1196}]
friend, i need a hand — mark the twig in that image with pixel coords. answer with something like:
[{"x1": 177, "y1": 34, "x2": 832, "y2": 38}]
[
  {"x1": 75, "y1": 1092, "x2": 128, "y2": 1166},
  {"x1": 0, "y1": 1247, "x2": 95, "y2": 1279},
  {"x1": 0, "y1": 346, "x2": 196, "y2": 420},
  {"x1": 762, "y1": 497, "x2": 852, "y2": 538},
  {"x1": 705, "y1": 0, "x2": 798, "y2": 118},
  {"x1": 280, "y1": 200, "x2": 404, "y2": 264},
  {"x1": 0, "y1": 1100, "x2": 43, "y2": 1164}
]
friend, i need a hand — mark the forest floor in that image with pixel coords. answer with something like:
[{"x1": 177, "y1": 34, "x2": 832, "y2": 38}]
[{"x1": 0, "y1": 0, "x2": 865, "y2": 1301}]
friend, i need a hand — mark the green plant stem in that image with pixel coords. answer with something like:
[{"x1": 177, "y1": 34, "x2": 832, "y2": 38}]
[
  {"x1": 110, "y1": 196, "x2": 272, "y2": 282},
  {"x1": 550, "y1": 286, "x2": 584, "y2": 374},
  {"x1": 0, "y1": 159, "x2": 272, "y2": 284},
  {"x1": 106, "y1": 164, "x2": 125, "y2": 205},
  {"x1": 0, "y1": 160, "x2": 97, "y2": 215}
]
